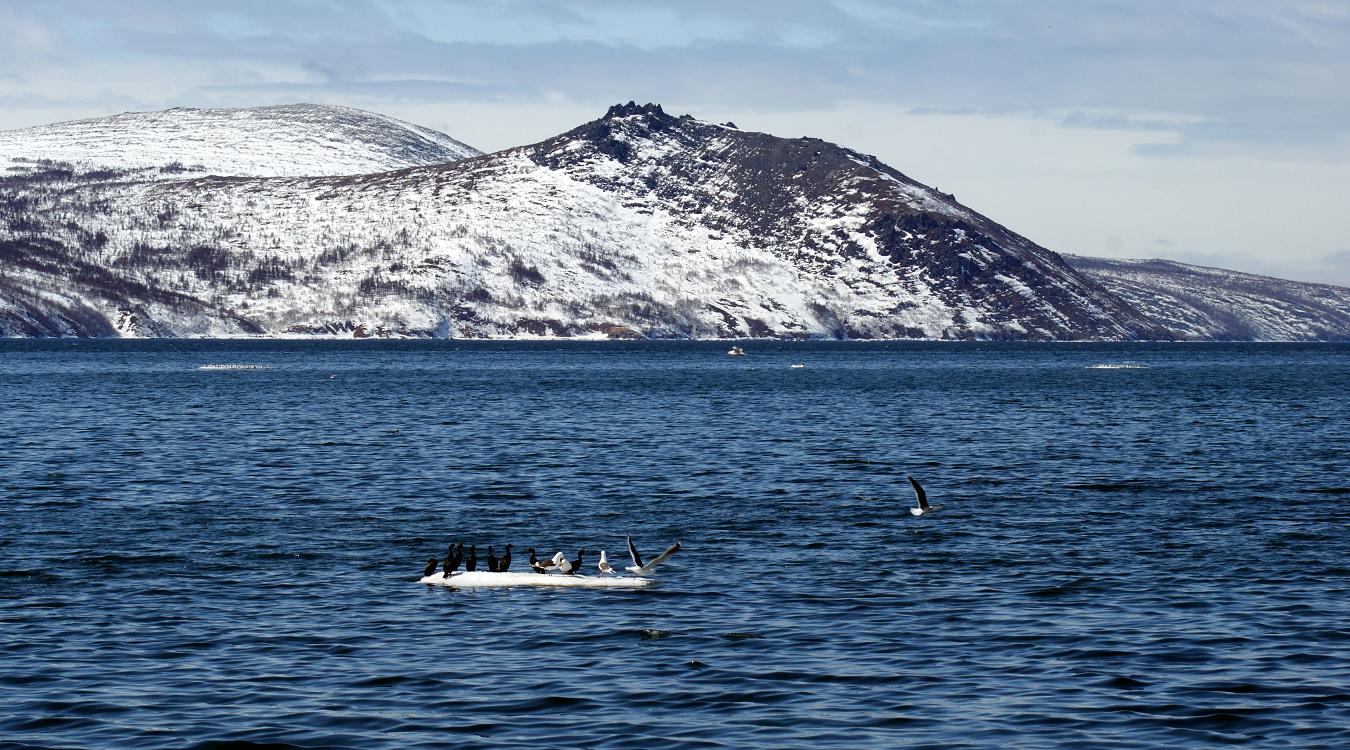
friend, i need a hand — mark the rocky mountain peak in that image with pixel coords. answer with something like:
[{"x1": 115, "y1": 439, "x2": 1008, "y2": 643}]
[
  {"x1": 520, "y1": 105, "x2": 1167, "y2": 340},
  {"x1": 602, "y1": 101, "x2": 671, "y2": 120}
]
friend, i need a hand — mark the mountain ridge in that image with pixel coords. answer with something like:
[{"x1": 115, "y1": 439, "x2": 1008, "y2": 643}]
[
  {"x1": 1065, "y1": 254, "x2": 1350, "y2": 341},
  {"x1": 0, "y1": 102, "x2": 1344, "y2": 340},
  {"x1": 0, "y1": 103, "x2": 481, "y2": 178}
]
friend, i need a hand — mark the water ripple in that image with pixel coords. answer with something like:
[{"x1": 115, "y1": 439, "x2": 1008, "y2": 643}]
[{"x1": 0, "y1": 340, "x2": 1347, "y2": 749}]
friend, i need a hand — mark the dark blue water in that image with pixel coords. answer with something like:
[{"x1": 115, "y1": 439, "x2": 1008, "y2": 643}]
[{"x1": 1, "y1": 341, "x2": 1347, "y2": 749}]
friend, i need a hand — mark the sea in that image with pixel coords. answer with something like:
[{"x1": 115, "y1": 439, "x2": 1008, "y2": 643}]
[{"x1": 1, "y1": 340, "x2": 1346, "y2": 749}]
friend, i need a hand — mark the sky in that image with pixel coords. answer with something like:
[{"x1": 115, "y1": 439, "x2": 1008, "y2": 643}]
[{"x1": 1, "y1": 0, "x2": 1347, "y2": 285}]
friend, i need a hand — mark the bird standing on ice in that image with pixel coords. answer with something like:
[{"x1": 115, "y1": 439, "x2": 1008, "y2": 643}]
[
  {"x1": 562, "y1": 549, "x2": 585, "y2": 575},
  {"x1": 908, "y1": 475, "x2": 939, "y2": 516},
  {"x1": 423, "y1": 558, "x2": 439, "y2": 578},
  {"x1": 625, "y1": 534, "x2": 681, "y2": 575},
  {"x1": 528, "y1": 548, "x2": 555, "y2": 573},
  {"x1": 498, "y1": 544, "x2": 512, "y2": 572},
  {"x1": 598, "y1": 550, "x2": 614, "y2": 575}
]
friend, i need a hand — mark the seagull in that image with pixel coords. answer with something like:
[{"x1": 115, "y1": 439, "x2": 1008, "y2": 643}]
[
  {"x1": 486, "y1": 546, "x2": 499, "y2": 572},
  {"x1": 498, "y1": 544, "x2": 512, "y2": 572},
  {"x1": 422, "y1": 558, "x2": 439, "y2": 578},
  {"x1": 598, "y1": 550, "x2": 614, "y2": 575},
  {"x1": 625, "y1": 534, "x2": 681, "y2": 575},
  {"x1": 908, "y1": 475, "x2": 939, "y2": 516}
]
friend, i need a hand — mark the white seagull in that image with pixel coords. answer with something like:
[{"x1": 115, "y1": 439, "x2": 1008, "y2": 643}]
[
  {"x1": 625, "y1": 534, "x2": 681, "y2": 576},
  {"x1": 534, "y1": 551, "x2": 565, "y2": 574},
  {"x1": 598, "y1": 550, "x2": 615, "y2": 575},
  {"x1": 908, "y1": 475, "x2": 940, "y2": 516},
  {"x1": 556, "y1": 551, "x2": 574, "y2": 575}
]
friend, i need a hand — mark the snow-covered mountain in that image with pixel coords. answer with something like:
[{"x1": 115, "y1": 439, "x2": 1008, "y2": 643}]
[
  {"x1": 0, "y1": 102, "x2": 1172, "y2": 339},
  {"x1": 0, "y1": 104, "x2": 480, "y2": 178},
  {"x1": 1065, "y1": 255, "x2": 1350, "y2": 341},
  {"x1": 0, "y1": 102, "x2": 1343, "y2": 340}
]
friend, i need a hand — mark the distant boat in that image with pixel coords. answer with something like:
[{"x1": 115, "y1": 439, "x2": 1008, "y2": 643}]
[{"x1": 727, "y1": 346, "x2": 746, "y2": 357}]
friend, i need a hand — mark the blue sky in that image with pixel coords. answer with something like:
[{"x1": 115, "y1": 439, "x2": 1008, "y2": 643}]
[{"x1": 2, "y1": 0, "x2": 1347, "y2": 284}]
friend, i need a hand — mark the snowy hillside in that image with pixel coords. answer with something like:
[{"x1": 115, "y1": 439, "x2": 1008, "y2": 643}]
[
  {"x1": 0, "y1": 104, "x2": 480, "y2": 178},
  {"x1": 0, "y1": 102, "x2": 1171, "y2": 339},
  {"x1": 5, "y1": 101, "x2": 1337, "y2": 341},
  {"x1": 1066, "y1": 255, "x2": 1350, "y2": 341}
]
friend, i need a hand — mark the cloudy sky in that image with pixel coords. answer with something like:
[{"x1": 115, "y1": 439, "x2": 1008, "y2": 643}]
[{"x1": 2, "y1": 0, "x2": 1347, "y2": 284}]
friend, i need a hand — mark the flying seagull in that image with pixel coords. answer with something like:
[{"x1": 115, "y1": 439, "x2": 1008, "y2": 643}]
[
  {"x1": 625, "y1": 534, "x2": 681, "y2": 575},
  {"x1": 908, "y1": 475, "x2": 940, "y2": 516}
]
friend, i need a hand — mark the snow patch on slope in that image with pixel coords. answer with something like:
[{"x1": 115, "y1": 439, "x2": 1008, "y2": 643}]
[
  {"x1": 0, "y1": 104, "x2": 481, "y2": 178},
  {"x1": 1066, "y1": 255, "x2": 1350, "y2": 341}
]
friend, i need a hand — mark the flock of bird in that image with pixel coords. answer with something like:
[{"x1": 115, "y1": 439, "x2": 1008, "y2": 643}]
[
  {"x1": 422, "y1": 535, "x2": 682, "y2": 579},
  {"x1": 419, "y1": 475, "x2": 935, "y2": 580}
]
